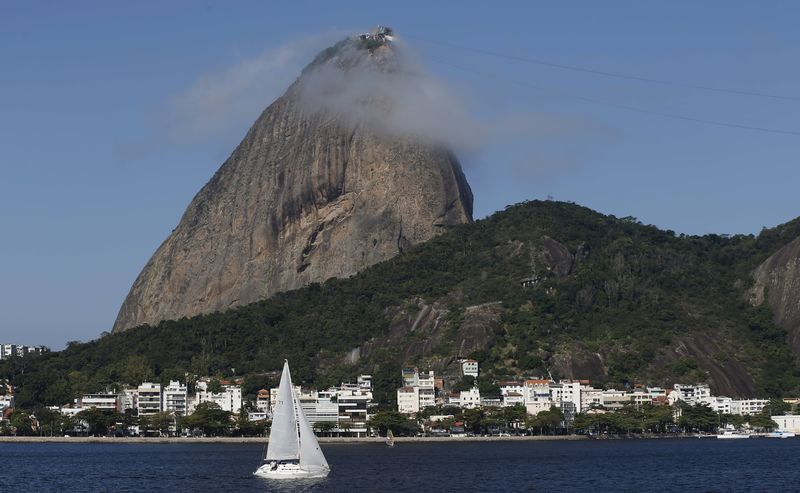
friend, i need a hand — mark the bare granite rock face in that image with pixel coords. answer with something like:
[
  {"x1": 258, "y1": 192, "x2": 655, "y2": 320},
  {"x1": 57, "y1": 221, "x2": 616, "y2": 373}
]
[
  {"x1": 112, "y1": 34, "x2": 473, "y2": 333},
  {"x1": 749, "y1": 236, "x2": 800, "y2": 352}
]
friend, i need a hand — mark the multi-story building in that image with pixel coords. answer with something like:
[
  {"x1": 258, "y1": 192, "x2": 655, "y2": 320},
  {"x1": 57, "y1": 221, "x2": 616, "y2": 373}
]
[
  {"x1": 580, "y1": 386, "x2": 603, "y2": 412},
  {"x1": 524, "y1": 379, "x2": 552, "y2": 415},
  {"x1": 79, "y1": 393, "x2": 121, "y2": 412},
  {"x1": 550, "y1": 381, "x2": 581, "y2": 412},
  {"x1": 402, "y1": 367, "x2": 419, "y2": 387},
  {"x1": 731, "y1": 399, "x2": 769, "y2": 416},
  {"x1": 670, "y1": 384, "x2": 711, "y2": 406},
  {"x1": 601, "y1": 390, "x2": 632, "y2": 410},
  {"x1": 460, "y1": 359, "x2": 479, "y2": 379},
  {"x1": 121, "y1": 388, "x2": 138, "y2": 413},
  {"x1": 162, "y1": 381, "x2": 188, "y2": 416},
  {"x1": 193, "y1": 381, "x2": 242, "y2": 413},
  {"x1": 255, "y1": 389, "x2": 270, "y2": 413},
  {"x1": 137, "y1": 382, "x2": 162, "y2": 416},
  {"x1": 0, "y1": 345, "x2": 16, "y2": 360},
  {"x1": 335, "y1": 382, "x2": 372, "y2": 436},
  {"x1": 459, "y1": 387, "x2": 481, "y2": 409},
  {"x1": 705, "y1": 396, "x2": 733, "y2": 414},
  {"x1": 397, "y1": 386, "x2": 420, "y2": 415},
  {"x1": 298, "y1": 389, "x2": 339, "y2": 429}
]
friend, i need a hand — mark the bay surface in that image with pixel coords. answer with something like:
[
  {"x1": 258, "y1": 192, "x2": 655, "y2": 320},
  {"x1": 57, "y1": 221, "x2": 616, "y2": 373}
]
[{"x1": 4, "y1": 438, "x2": 799, "y2": 492}]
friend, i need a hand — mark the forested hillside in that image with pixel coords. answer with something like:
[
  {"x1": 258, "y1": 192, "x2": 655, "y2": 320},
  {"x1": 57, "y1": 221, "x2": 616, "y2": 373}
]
[{"x1": 4, "y1": 200, "x2": 800, "y2": 408}]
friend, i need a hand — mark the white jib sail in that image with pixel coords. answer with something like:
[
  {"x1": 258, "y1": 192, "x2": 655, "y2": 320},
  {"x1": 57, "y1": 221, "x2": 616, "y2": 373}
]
[
  {"x1": 295, "y1": 388, "x2": 329, "y2": 472},
  {"x1": 265, "y1": 361, "x2": 300, "y2": 461}
]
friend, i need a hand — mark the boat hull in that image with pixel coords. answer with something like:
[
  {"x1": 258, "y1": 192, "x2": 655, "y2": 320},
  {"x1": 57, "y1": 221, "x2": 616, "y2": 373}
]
[{"x1": 253, "y1": 462, "x2": 330, "y2": 479}]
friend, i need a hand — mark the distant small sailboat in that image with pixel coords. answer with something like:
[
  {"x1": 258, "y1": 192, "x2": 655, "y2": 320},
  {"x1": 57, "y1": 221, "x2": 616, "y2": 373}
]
[
  {"x1": 386, "y1": 429, "x2": 395, "y2": 447},
  {"x1": 254, "y1": 360, "x2": 330, "y2": 479}
]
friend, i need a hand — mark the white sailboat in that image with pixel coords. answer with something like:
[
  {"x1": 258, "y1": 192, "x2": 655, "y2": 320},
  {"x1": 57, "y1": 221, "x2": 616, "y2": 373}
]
[{"x1": 254, "y1": 360, "x2": 330, "y2": 479}]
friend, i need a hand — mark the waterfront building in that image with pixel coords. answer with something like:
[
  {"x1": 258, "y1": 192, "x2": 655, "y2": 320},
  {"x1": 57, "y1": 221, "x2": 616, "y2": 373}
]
[
  {"x1": 731, "y1": 399, "x2": 769, "y2": 416},
  {"x1": 580, "y1": 386, "x2": 603, "y2": 412},
  {"x1": 772, "y1": 415, "x2": 800, "y2": 433},
  {"x1": 137, "y1": 382, "x2": 162, "y2": 416},
  {"x1": 79, "y1": 392, "x2": 121, "y2": 412},
  {"x1": 162, "y1": 381, "x2": 188, "y2": 416},
  {"x1": 601, "y1": 390, "x2": 632, "y2": 410},
  {"x1": 704, "y1": 396, "x2": 733, "y2": 414},
  {"x1": 335, "y1": 382, "x2": 372, "y2": 436},
  {"x1": 397, "y1": 386, "x2": 420, "y2": 414},
  {"x1": 670, "y1": 384, "x2": 711, "y2": 406},
  {"x1": 298, "y1": 389, "x2": 339, "y2": 429},
  {"x1": 550, "y1": 380, "x2": 581, "y2": 412},
  {"x1": 524, "y1": 379, "x2": 552, "y2": 415},
  {"x1": 121, "y1": 387, "x2": 138, "y2": 412},
  {"x1": 193, "y1": 380, "x2": 242, "y2": 413}
]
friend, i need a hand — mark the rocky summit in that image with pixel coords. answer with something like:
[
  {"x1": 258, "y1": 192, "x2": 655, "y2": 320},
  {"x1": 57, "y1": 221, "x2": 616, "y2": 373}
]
[{"x1": 112, "y1": 29, "x2": 473, "y2": 333}]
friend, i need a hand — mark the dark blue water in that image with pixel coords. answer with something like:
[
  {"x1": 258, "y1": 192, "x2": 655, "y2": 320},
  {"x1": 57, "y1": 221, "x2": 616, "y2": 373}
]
[{"x1": 3, "y1": 439, "x2": 799, "y2": 492}]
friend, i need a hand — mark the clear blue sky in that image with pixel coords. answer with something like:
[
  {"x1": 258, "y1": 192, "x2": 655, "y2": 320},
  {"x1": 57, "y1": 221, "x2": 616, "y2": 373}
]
[{"x1": 2, "y1": 2, "x2": 799, "y2": 349}]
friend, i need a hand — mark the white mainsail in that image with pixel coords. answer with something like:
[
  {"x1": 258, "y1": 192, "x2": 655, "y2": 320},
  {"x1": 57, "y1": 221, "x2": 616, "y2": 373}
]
[{"x1": 265, "y1": 361, "x2": 300, "y2": 461}]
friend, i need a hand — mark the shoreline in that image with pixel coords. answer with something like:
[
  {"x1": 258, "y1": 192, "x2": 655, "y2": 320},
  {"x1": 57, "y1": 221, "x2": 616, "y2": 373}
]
[{"x1": 0, "y1": 435, "x2": 590, "y2": 444}]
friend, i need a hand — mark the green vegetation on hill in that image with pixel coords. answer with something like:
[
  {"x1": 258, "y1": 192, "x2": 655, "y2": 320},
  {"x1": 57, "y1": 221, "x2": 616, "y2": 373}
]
[{"x1": 3, "y1": 200, "x2": 800, "y2": 409}]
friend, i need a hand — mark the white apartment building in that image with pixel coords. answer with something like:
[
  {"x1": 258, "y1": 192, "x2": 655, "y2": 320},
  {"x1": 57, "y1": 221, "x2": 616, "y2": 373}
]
[
  {"x1": 137, "y1": 383, "x2": 162, "y2": 416},
  {"x1": 335, "y1": 383, "x2": 373, "y2": 436},
  {"x1": 550, "y1": 381, "x2": 581, "y2": 411},
  {"x1": 731, "y1": 399, "x2": 769, "y2": 416},
  {"x1": 460, "y1": 359, "x2": 479, "y2": 379},
  {"x1": 193, "y1": 381, "x2": 242, "y2": 413},
  {"x1": 418, "y1": 371, "x2": 435, "y2": 390},
  {"x1": 705, "y1": 396, "x2": 733, "y2": 415},
  {"x1": 503, "y1": 392, "x2": 525, "y2": 407},
  {"x1": 298, "y1": 389, "x2": 339, "y2": 428},
  {"x1": 580, "y1": 387, "x2": 603, "y2": 412},
  {"x1": 162, "y1": 381, "x2": 188, "y2": 416},
  {"x1": 524, "y1": 380, "x2": 552, "y2": 415},
  {"x1": 121, "y1": 388, "x2": 138, "y2": 412},
  {"x1": 670, "y1": 384, "x2": 711, "y2": 406},
  {"x1": 397, "y1": 386, "x2": 420, "y2": 414},
  {"x1": 460, "y1": 387, "x2": 481, "y2": 409},
  {"x1": 601, "y1": 390, "x2": 632, "y2": 410},
  {"x1": 79, "y1": 393, "x2": 121, "y2": 412}
]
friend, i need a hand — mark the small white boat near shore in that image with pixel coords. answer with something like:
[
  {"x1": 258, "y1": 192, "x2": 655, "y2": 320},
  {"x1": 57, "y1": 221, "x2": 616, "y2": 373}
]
[
  {"x1": 716, "y1": 430, "x2": 749, "y2": 439},
  {"x1": 767, "y1": 431, "x2": 796, "y2": 438}
]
